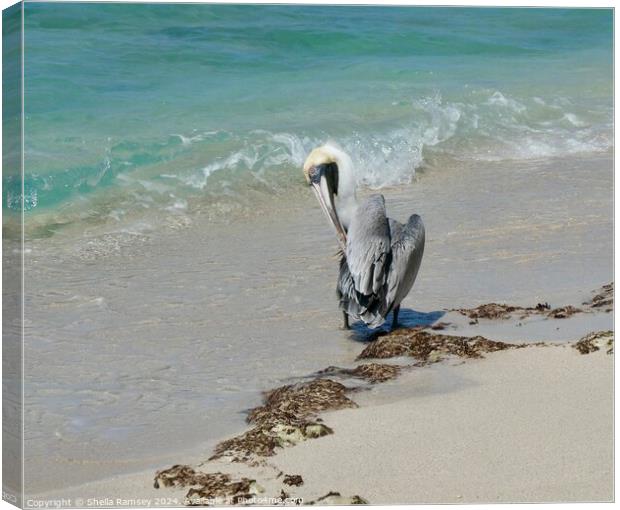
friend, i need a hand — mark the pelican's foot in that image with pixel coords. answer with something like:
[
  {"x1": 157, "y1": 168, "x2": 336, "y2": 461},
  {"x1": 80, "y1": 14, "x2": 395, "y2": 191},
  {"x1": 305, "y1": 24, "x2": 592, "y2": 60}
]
[{"x1": 390, "y1": 305, "x2": 401, "y2": 331}]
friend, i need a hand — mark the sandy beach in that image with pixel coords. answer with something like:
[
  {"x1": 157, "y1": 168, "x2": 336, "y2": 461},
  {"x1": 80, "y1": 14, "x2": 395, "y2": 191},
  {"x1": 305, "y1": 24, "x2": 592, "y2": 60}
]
[
  {"x1": 267, "y1": 339, "x2": 613, "y2": 504},
  {"x1": 35, "y1": 336, "x2": 614, "y2": 505},
  {"x1": 24, "y1": 150, "x2": 613, "y2": 504}
]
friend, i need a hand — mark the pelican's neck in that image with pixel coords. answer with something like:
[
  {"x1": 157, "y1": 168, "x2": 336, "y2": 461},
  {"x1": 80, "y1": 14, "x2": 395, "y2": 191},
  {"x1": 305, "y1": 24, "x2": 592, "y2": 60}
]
[
  {"x1": 335, "y1": 192, "x2": 358, "y2": 232},
  {"x1": 330, "y1": 145, "x2": 358, "y2": 231},
  {"x1": 334, "y1": 174, "x2": 358, "y2": 232}
]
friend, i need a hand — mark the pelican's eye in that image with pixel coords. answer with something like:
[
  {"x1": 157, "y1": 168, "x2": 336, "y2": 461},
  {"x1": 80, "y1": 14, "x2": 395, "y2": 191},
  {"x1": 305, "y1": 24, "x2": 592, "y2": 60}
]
[
  {"x1": 307, "y1": 165, "x2": 322, "y2": 184},
  {"x1": 307, "y1": 162, "x2": 339, "y2": 193}
]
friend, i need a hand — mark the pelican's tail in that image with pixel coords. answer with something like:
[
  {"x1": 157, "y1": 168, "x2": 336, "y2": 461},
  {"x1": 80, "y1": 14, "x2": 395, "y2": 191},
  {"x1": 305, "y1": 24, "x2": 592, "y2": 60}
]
[{"x1": 336, "y1": 254, "x2": 387, "y2": 328}]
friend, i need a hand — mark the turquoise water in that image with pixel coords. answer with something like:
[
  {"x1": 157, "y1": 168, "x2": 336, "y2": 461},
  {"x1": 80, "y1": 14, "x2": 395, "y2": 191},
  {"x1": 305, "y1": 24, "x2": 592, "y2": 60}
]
[{"x1": 15, "y1": 4, "x2": 613, "y2": 235}]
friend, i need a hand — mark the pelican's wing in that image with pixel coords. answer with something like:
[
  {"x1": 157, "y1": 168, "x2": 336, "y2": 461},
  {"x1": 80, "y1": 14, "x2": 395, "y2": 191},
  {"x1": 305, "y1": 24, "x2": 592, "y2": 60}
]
[
  {"x1": 345, "y1": 194, "x2": 392, "y2": 304},
  {"x1": 385, "y1": 214, "x2": 425, "y2": 311},
  {"x1": 337, "y1": 253, "x2": 366, "y2": 318}
]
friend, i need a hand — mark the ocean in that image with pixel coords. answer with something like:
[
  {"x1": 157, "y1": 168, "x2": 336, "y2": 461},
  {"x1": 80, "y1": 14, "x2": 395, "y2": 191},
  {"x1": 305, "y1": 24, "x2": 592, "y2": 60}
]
[{"x1": 15, "y1": 4, "x2": 613, "y2": 238}]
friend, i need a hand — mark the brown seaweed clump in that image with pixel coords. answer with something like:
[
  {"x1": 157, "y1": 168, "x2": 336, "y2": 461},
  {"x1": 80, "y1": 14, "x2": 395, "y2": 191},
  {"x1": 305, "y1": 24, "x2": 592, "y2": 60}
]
[
  {"x1": 456, "y1": 283, "x2": 615, "y2": 321},
  {"x1": 210, "y1": 379, "x2": 357, "y2": 462},
  {"x1": 210, "y1": 426, "x2": 291, "y2": 462},
  {"x1": 247, "y1": 379, "x2": 356, "y2": 427},
  {"x1": 455, "y1": 303, "x2": 523, "y2": 320},
  {"x1": 308, "y1": 492, "x2": 369, "y2": 505},
  {"x1": 282, "y1": 474, "x2": 304, "y2": 487},
  {"x1": 357, "y1": 329, "x2": 522, "y2": 361},
  {"x1": 317, "y1": 363, "x2": 402, "y2": 383},
  {"x1": 583, "y1": 283, "x2": 613, "y2": 312},
  {"x1": 573, "y1": 331, "x2": 614, "y2": 355},
  {"x1": 153, "y1": 465, "x2": 260, "y2": 506},
  {"x1": 547, "y1": 305, "x2": 582, "y2": 319},
  {"x1": 455, "y1": 301, "x2": 578, "y2": 320}
]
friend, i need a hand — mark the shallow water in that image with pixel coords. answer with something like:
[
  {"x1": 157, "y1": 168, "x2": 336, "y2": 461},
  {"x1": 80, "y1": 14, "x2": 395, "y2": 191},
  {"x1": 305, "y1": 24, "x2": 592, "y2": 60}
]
[{"x1": 13, "y1": 5, "x2": 613, "y2": 237}]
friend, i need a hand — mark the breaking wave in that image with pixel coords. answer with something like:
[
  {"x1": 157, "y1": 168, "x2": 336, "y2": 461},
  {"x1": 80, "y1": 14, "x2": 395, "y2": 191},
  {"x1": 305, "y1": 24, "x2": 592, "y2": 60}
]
[{"x1": 11, "y1": 89, "x2": 612, "y2": 239}]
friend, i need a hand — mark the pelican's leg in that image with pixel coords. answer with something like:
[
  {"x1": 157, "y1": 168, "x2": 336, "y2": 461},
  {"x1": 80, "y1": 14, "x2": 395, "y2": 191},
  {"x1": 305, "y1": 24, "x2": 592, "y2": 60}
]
[
  {"x1": 341, "y1": 312, "x2": 350, "y2": 330},
  {"x1": 391, "y1": 305, "x2": 401, "y2": 331}
]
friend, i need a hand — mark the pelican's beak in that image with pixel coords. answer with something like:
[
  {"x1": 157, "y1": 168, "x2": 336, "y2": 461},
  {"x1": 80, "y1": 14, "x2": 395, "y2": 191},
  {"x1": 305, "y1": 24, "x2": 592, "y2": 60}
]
[{"x1": 308, "y1": 164, "x2": 347, "y2": 251}]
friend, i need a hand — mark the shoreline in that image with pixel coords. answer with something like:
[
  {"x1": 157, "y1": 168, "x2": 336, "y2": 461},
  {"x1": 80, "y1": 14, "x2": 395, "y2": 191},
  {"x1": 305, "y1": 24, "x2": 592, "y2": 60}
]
[
  {"x1": 33, "y1": 306, "x2": 614, "y2": 505},
  {"x1": 152, "y1": 303, "x2": 614, "y2": 505},
  {"x1": 24, "y1": 151, "x2": 613, "y2": 499}
]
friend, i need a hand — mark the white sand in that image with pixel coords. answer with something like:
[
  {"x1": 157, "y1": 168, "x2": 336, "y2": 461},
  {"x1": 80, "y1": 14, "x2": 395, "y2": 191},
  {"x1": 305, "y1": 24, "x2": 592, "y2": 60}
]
[{"x1": 269, "y1": 344, "x2": 613, "y2": 504}]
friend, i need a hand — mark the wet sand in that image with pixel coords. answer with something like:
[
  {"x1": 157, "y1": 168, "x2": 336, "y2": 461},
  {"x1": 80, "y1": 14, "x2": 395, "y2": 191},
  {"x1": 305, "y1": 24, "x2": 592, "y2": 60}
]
[{"x1": 25, "y1": 151, "x2": 613, "y2": 501}]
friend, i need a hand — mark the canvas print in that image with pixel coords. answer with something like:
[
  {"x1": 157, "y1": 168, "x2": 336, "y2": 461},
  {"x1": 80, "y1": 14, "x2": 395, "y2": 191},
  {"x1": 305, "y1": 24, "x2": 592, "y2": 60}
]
[{"x1": 2, "y1": 2, "x2": 614, "y2": 507}]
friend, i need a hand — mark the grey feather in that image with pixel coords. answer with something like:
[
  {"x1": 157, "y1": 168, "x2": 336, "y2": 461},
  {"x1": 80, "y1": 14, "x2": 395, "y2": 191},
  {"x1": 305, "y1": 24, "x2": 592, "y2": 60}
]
[
  {"x1": 384, "y1": 214, "x2": 425, "y2": 316},
  {"x1": 345, "y1": 194, "x2": 391, "y2": 297},
  {"x1": 337, "y1": 196, "x2": 425, "y2": 329},
  {"x1": 337, "y1": 253, "x2": 384, "y2": 326}
]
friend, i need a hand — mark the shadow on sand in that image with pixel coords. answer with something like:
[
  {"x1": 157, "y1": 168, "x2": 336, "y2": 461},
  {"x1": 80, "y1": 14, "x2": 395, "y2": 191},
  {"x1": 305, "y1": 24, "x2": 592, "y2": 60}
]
[{"x1": 349, "y1": 308, "x2": 446, "y2": 343}]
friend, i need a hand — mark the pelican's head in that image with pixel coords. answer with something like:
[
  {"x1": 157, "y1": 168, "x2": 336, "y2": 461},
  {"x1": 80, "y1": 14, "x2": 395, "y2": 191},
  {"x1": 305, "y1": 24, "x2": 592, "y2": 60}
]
[{"x1": 303, "y1": 144, "x2": 353, "y2": 250}]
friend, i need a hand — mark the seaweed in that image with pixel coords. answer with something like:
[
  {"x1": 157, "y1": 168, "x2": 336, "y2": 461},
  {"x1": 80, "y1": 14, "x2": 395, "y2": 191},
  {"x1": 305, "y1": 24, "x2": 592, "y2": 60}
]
[
  {"x1": 456, "y1": 283, "x2": 614, "y2": 321},
  {"x1": 573, "y1": 331, "x2": 614, "y2": 355},
  {"x1": 357, "y1": 329, "x2": 522, "y2": 361},
  {"x1": 547, "y1": 305, "x2": 581, "y2": 319},
  {"x1": 308, "y1": 492, "x2": 368, "y2": 505},
  {"x1": 583, "y1": 283, "x2": 613, "y2": 312},
  {"x1": 153, "y1": 465, "x2": 259, "y2": 506},
  {"x1": 282, "y1": 474, "x2": 304, "y2": 487},
  {"x1": 455, "y1": 301, "x2": 578, "y2": 320},
  {"x1": 317, "y1": 363, "x2": 402, "y2": 383},
  {"x1": 210, "y1": 379, "x2": 356, "y2": 462},
  {"x1": 455, "y1": 303, "x2": 522, "y2": 320}
]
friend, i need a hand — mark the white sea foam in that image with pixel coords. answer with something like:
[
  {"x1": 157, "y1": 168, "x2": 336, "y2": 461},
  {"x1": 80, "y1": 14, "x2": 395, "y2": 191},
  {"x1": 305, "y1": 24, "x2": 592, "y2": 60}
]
[
  {"x1": 563, "y1": 113, "x2": 588, "y2": 127},
  {"x1": 171, "y1": 90, "x2": 609, "y2": 195},
  {"x1": 168, "y1": 93, "x2": 468, "y2": 193},
  {"x1": 486, "y1": 91, "x2": 527, "y2": 113},
  {"x1": 170, "y1": 130, "x2": 226, "y2": 146}
]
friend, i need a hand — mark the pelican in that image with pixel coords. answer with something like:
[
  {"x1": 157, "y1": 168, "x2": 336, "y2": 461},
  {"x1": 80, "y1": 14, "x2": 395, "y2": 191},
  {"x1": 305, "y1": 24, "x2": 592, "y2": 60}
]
[{"x1": 303, "y1": 143, "x2": 425, "y2": 330}]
